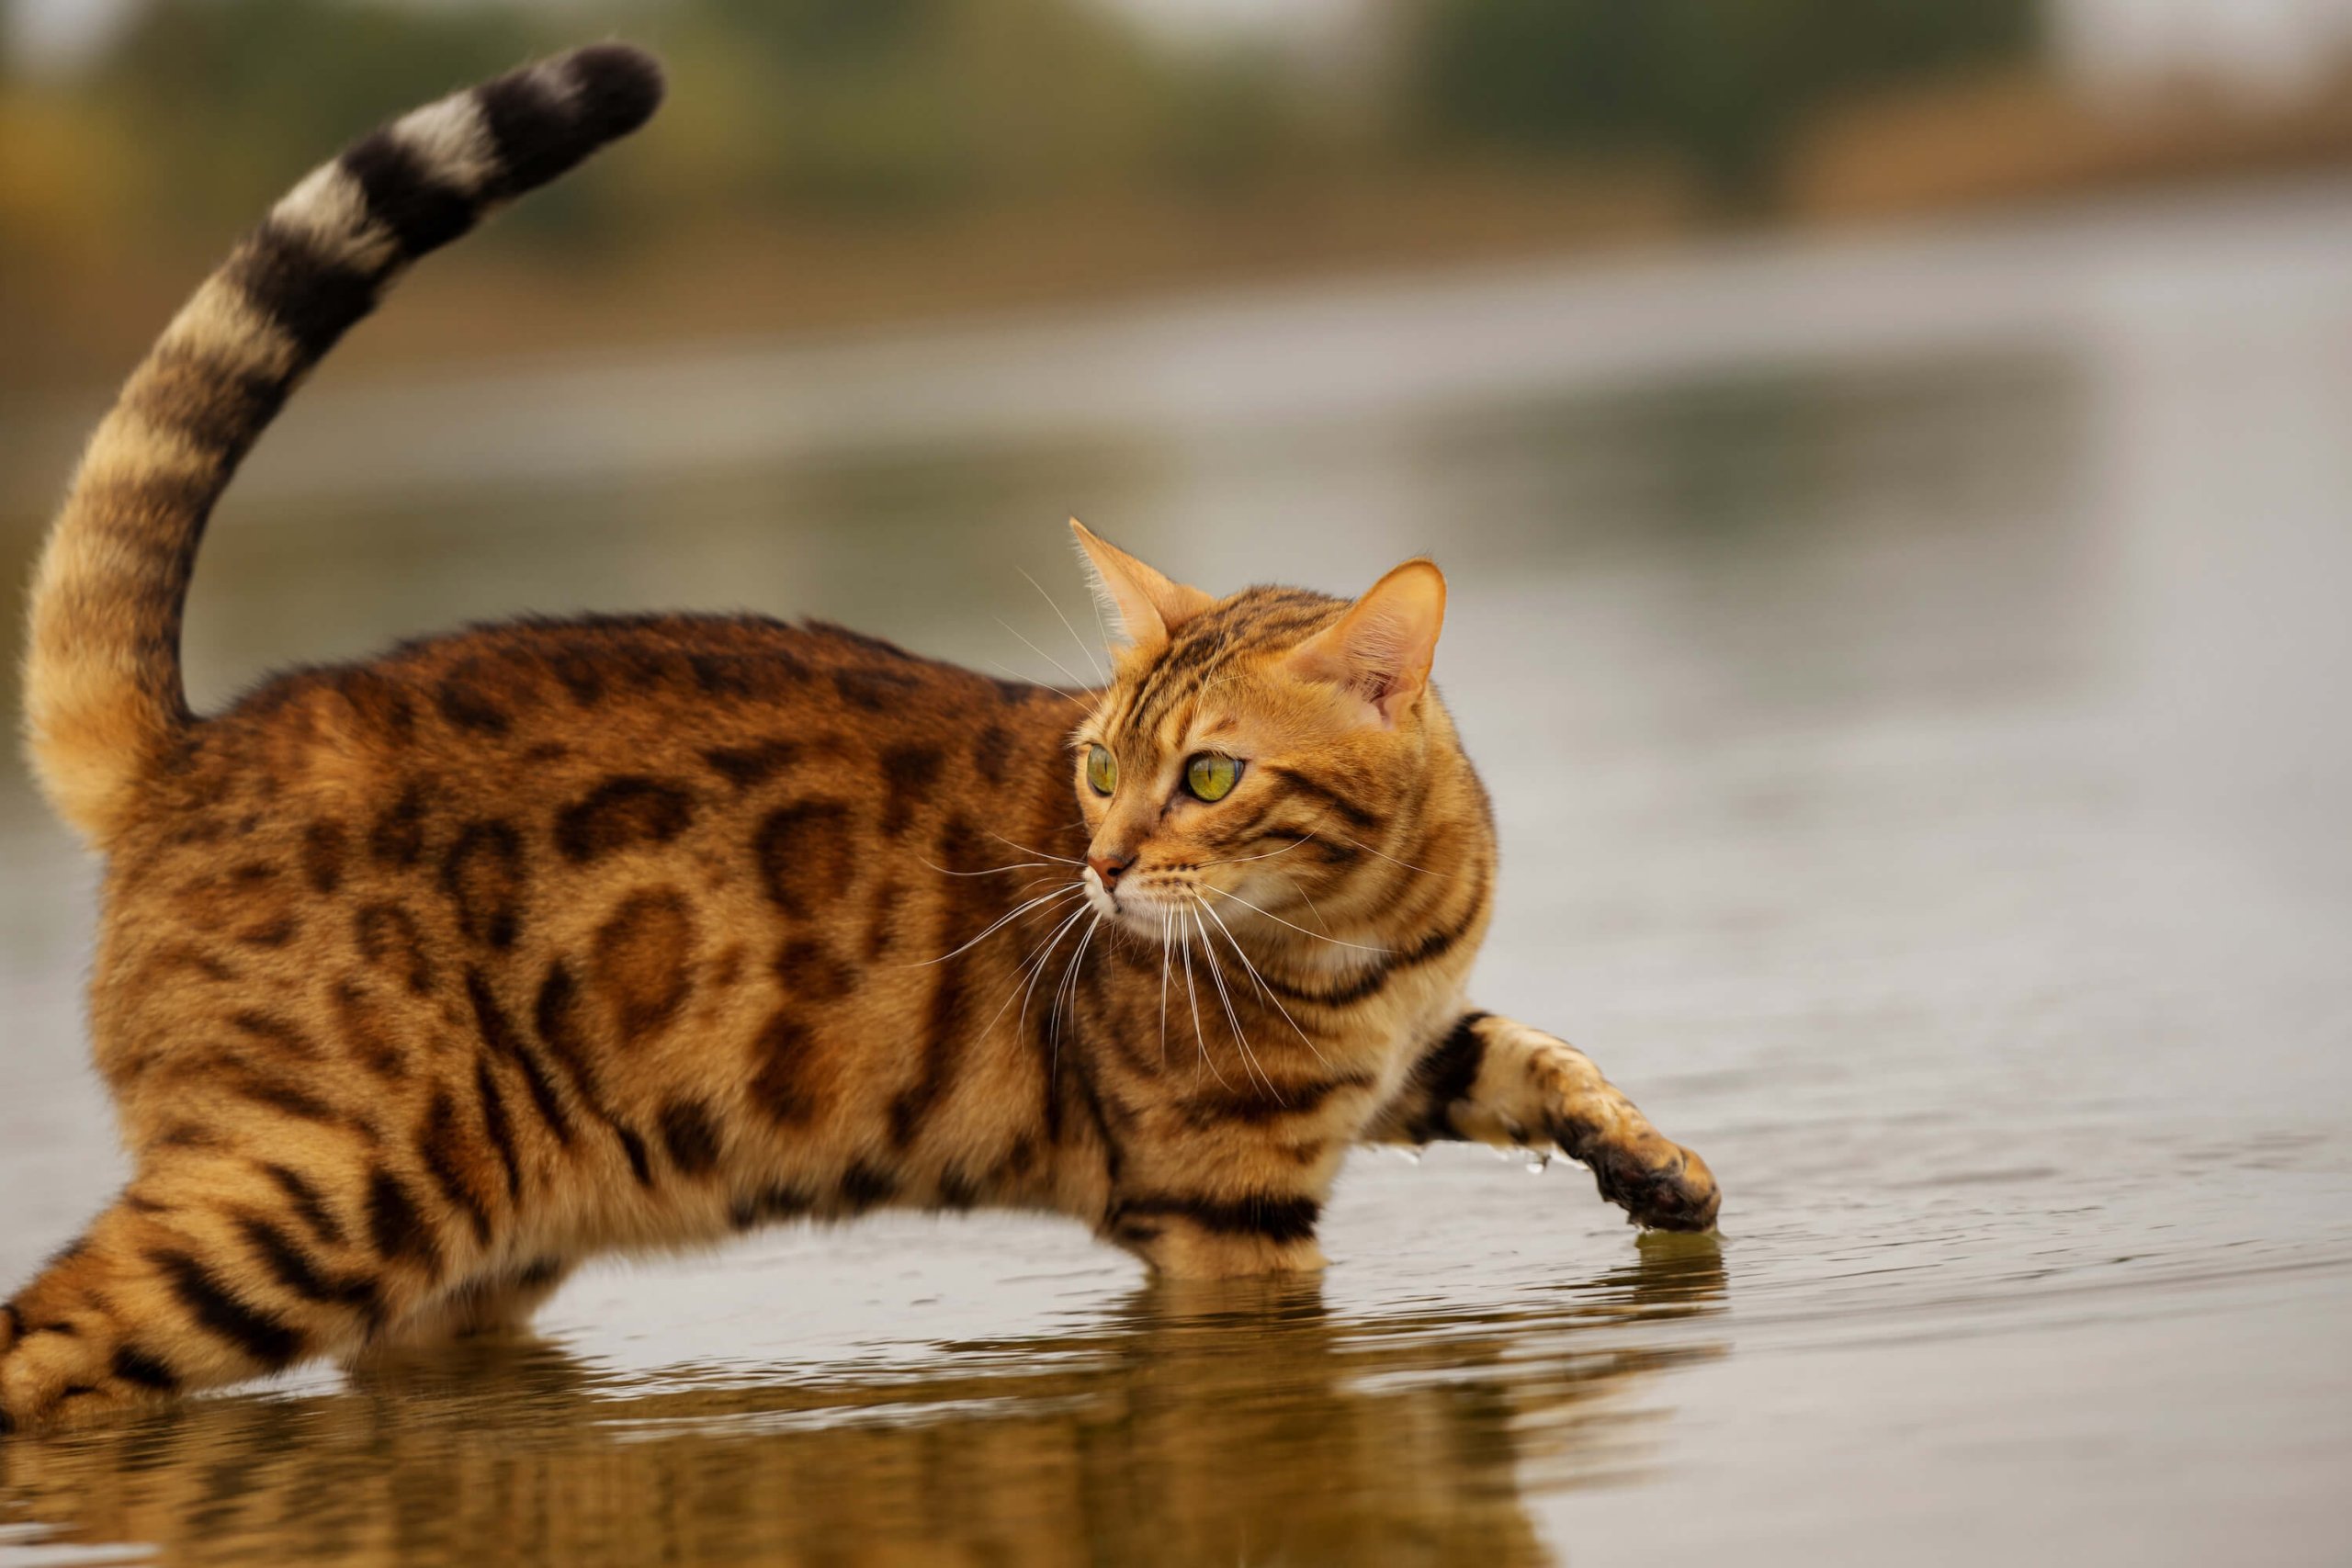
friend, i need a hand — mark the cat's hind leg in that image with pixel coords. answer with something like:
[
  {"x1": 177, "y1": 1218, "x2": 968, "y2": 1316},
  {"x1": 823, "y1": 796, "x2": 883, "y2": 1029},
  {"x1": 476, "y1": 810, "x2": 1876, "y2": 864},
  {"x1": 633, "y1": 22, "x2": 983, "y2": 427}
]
[
  {"x1": 355, "y1": 1257, "x2": 575, "y2": 1357},
  {"x1": 0, "y1": 1152, "x2": 425, "y2": 1430}
]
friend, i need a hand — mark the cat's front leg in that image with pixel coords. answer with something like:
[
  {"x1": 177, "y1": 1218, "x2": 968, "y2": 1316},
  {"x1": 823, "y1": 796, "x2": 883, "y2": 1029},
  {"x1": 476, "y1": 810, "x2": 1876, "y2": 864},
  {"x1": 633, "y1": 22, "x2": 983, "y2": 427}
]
[
  {"x1": 1367, "y1": 1012, "x2": 1721, "y2": 1232},
  {"x1": 1097, "y1": 1126, "x2": 1344, "y2": 1279}
]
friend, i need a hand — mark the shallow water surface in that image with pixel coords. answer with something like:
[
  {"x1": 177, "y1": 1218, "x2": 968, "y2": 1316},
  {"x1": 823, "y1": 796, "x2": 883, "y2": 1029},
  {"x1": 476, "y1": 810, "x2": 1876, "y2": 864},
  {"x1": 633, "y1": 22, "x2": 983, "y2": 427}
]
[{"x1": 2, "y1": 184, "x2": 2349, "y2": 1565}]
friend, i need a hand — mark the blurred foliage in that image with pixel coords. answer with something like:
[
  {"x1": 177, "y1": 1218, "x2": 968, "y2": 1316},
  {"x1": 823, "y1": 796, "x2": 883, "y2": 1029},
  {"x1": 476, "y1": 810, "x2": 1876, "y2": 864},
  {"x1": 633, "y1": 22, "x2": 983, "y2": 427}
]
[
  {"x1": 1407, "y1": 0, "x2": 2041, "y2": 199},
  {"x1": 0, "y1": 0, "x2": 2044, "y2": 258},
  {"x1": 0, "y1": 0, "x2": 2088, "y2": 384}
]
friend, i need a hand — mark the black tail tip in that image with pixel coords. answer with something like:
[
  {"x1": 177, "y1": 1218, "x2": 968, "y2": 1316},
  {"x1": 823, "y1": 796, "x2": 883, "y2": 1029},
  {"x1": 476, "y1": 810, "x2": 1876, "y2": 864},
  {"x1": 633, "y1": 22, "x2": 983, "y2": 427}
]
[{"x1": 563, "y1": 42, "x2": 665, "y2": 143}]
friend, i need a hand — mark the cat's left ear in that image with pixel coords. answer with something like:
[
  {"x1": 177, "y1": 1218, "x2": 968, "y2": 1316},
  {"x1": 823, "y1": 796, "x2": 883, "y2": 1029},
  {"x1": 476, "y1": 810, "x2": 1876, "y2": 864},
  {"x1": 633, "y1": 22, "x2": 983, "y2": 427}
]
[
  {"x1": 1070, "y1": 518, "x2": 1214, "y2": 653},
  {"x1": 1286, "y1": 558, "x2": 1446, "y2": 727}
]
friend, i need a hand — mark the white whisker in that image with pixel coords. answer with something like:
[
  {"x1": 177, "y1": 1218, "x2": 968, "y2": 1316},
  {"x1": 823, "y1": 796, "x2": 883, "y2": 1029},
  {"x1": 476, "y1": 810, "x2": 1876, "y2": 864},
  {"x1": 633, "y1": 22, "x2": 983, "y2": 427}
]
[
  {"x1": 1002, "y1": 902, "x2": 1093, "y2": 1048},
  {"x1": 1018, "y1": 566, "x2": 1108, "y2": 683},
  {"x1": 989, "y1": 831, "x2": 1085, "y2": 867},
  {"x1": 1278, "y1": 871, "x2": 1332, "y2": 933},
  {"x1": 1192, "y1": 837, "x2": 1312, "y2": 872},
  {"x1": 997, "y1": 617, "x2": 1093, "y2": 695},
  {"x1": 1203, "y1": 885, "x2": 1392, "y2": 953},
  {"x1": 1327, "y1": 829, "x2": 1446, "y2": 879},
  {"x1": 921, "y1": 856, "x2": 1055, "y2": 877},
  {"x1": 1158, "y1": 906, "x2": 1172, "y2": 1069},
  {"x1": 899, "y1": 884, "x2": 1086, "y2": 968},
  {"x1": 1176, "y1": 910, "x2": 1227, "y2": 1091},
  {"x1": 1050, "y1": 912, "x2": 1101, "y2": 1078},
  {"x1": 986, "y1": 658, "x2": 1093, "y2": 708},
  {"x1": 1193, "y1": 905, "x2": 1272, "y2": 1097},
  {"x1": 1196, "y1": 894, "x2": 1331, "y2": 1070}
]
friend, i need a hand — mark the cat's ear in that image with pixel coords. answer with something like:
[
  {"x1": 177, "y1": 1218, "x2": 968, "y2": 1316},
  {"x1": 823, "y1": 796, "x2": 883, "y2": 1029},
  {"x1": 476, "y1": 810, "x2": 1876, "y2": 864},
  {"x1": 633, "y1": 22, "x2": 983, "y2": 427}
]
[
  {"x1": 1069, "y1": 519, "x2": 1213, "y2": 652},
  {"x1": 1286, "y1": 558, "x2": 1446, "y2": 726}
]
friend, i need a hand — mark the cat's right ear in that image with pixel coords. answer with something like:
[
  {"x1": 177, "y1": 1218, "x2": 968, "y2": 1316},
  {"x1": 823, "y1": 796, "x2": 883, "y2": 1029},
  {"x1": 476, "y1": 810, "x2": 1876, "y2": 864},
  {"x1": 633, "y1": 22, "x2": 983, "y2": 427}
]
[
  {"x1": 1069, "y1": 519, "x2": 1213, "y2": 654},
  {"x1": 1285, "y1": 558, "x2": 1446, "y2": 727}
]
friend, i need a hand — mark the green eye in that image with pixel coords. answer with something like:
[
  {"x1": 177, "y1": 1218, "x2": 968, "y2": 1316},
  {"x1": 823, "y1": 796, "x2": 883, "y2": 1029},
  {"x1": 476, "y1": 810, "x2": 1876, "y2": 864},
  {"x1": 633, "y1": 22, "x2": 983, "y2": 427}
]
[
  {"x1": 1085, "y1": 744, "x2": 1118, "y2": 796},
  {"x1": 1183, "y1": 753, "x2": 1242, "y2": 802}
]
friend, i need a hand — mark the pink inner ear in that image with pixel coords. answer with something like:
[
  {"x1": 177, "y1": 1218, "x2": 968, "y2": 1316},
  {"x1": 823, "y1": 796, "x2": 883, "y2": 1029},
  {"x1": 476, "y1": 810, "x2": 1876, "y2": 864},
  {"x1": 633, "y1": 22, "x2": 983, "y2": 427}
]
[{"x1": 1289, "y1": 559, "x2": 1445, "y2": 722}]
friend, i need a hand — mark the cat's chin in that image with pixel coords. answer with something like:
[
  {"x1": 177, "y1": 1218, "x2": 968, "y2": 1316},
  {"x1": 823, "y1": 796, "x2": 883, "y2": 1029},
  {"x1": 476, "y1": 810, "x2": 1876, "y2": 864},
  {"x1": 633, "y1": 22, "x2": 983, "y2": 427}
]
[{"x1": 1089, "y1": 885, "x2": 1181, "y2": 940}]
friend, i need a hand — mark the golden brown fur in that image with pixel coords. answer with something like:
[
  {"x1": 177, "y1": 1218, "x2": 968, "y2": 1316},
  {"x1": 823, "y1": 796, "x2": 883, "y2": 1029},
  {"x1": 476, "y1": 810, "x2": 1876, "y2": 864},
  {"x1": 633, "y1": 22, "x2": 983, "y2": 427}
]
[{"x1": 2, "y1": 45, "x2": 1717, "y2": 1432}]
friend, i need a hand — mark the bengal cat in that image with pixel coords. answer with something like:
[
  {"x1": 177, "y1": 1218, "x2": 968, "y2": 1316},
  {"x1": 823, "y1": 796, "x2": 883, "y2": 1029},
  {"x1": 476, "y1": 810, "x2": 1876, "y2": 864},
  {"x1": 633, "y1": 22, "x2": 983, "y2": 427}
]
[{"x1": 1, "y1": 44, "x2": 1718, "y2": 1431}]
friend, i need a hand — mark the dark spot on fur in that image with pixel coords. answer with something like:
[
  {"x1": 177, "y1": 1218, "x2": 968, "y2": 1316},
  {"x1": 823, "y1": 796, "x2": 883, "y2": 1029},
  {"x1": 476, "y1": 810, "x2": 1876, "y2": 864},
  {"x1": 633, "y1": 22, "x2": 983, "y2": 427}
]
[
  {"x1": 886, "y1": 816, "x2": 997, "y2": 1147},
  {"x1": 862, "y1": 880, "x2": 907, "y2": 962},
  {"x1": 261, "y1": 1162, "x2": 346, "y2": 1247},
  {"x1": 731, "y1": 1183, "x2": 814, "y2": 1231},
  {"x1": 230, "y1": 1011, "x2": 320, "y2": 1060},
  {"x1": 366, "y1": 1168, "x2": 437, "y2": 1271},
  {"x1": 233, "y1": 1213, "x2": 380, "y2": 1324},
  {"x1": 301, "y1": 819, "x2": 348, "y2": 894},
  {"x1": 549, "y1": 646, "x2": 605, "y2": 705},
  {"x1": 658, "y1": 1100, "x2": 722, "y2": 1177},
  {"x1": 333, "y1": 981, "x2": 408, "y2": 1078},
  {"x1": 435, "y1": 660, "x2": 511, "y2": 736},
  {"x1": 369, "y1": 782, "x2": 435, "y2": 868},
  {"x1": 333, "y1": 669, "x2": 417, "y2": 746},
  {"x1": 592, "y1": 889, "x2": 696, "y2": 1045},
  {"x1": 832, "y1": 666, "x2": 922, "y2": 712},
  {"x1": 702, "y1": 739, "x2": 802, "y2": 789},
  {"x1": 1114, "y1": 1191, "x2": 1322, "y2": 1246},
  {"x1": 936, "y1": 1168, "x2": 981, "y2": 1210},
  {"x1": 773, "y1": 936, "x2": 856, "y2": 1002},
  {"x1": 970, "y1": 724, "x2": 1013, "y2": 777},
  {"x1": 688, "y1": 652, "x2": 759, "y2": 698},
  {"x1": 749, "y1": 1010, "x2": 826, "y2": 1126},
  {"x1": 472, "y1": 1057, "x2": 525, "y2": 1201},
  {"x1": 878, "y1": 744, "x2": 944, "y2": 838},
  {"x1": 417, "y1": 1091, "x2": 495, "y2": 1244},
  {"x1": 555, "y1": 776, "x2": 695, "y2": 863},
  {"x1": 514, "y1": 1257, "x2": 566, "y2": 1289},
  {"x1": 111, "y1": 1345, "x2": 181, "y2": 1392},
  {"x1": 442, "y1": 819, "x2": 528, "y2": 950},
  {"x1": 355, "y1": 903, "x2": 435, "y2": 995},
  {"x1": 533, "y1": 963, "x2": 595, "y2": 1086},
  {"x1": 752, "y1": 798, "x2": 855, "y2": 919},
  {"x1": 467, "y1": 969, "x2": 574, "y2": 1148},
  {"x1": 150, "y1": 1248, "x2": 304, "y2": 1368},
  {"x1": 235, "y1": 916, "x2": 300, "y2": 949},
  {"x1": 840, "y1": 1162, "x2": 898, "y2": 1211}
]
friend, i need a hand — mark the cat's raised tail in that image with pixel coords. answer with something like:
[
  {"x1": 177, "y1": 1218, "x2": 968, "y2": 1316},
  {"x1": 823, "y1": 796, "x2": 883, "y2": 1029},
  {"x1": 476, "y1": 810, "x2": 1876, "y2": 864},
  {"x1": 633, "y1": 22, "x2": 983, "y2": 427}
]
[{"x1": 21, "y1": 44, "x2": 663, "y2": 848}]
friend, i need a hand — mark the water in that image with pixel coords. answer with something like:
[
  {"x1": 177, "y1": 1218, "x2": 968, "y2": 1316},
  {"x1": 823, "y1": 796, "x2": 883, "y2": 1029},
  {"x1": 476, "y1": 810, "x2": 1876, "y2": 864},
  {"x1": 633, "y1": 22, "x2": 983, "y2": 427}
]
[{"x1": 3, "y1": 180, "x2": 2349, "y2": 1565}]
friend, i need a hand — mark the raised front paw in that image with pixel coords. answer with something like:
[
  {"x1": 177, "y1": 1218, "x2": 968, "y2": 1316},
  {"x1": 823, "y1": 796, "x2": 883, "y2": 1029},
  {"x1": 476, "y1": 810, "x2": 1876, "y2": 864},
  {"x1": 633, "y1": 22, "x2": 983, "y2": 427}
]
[{"x1": 1576, "y1": 1129, "x2": 1721, "y2": 1233}]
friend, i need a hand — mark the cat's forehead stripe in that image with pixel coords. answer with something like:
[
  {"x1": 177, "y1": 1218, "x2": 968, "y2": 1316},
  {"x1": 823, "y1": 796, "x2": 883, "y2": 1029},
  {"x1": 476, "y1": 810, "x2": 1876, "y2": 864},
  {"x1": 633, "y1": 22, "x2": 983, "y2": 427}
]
[{"x1": 1112, "y1": 588, "x2": 1340, "y2": 744}]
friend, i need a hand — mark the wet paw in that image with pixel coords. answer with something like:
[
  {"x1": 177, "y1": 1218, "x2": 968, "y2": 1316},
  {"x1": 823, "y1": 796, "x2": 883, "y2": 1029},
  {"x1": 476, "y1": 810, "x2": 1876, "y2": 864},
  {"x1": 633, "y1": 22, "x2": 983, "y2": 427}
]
[{"x1": 1577, "y1": 1134, "x2": 1721, "y2": 1233}]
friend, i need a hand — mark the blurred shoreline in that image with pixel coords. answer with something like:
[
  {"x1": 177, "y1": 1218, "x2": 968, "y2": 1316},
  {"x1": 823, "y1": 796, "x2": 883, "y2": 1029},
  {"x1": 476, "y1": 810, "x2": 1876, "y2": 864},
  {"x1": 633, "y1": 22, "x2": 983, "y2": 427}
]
[{"x1": 6, "y1": 166, "x2": 2348, "y2": 520}]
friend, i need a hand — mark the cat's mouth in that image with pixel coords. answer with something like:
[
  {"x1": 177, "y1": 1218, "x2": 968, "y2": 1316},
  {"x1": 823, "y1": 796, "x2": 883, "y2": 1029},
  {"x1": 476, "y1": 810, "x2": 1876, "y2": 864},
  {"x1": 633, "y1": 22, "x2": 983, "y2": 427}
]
[{"x1": 1084, "y1": 869, "x2": 1184, "y2": 934}]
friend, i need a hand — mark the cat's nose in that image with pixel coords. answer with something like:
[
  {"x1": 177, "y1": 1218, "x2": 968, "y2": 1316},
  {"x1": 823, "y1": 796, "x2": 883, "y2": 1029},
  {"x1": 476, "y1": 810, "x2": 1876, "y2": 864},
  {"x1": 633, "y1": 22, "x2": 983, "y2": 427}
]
[{"x1": 1087, "y1": 852, "x2": 1131, "y2": 888}]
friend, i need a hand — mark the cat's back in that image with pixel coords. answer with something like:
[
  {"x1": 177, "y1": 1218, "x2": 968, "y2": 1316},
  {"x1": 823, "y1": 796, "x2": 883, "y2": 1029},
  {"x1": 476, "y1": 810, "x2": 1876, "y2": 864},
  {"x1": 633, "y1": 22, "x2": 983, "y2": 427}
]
[
  {"x1": 132, "y1": 610, "x2": 1074, "y2": 847},
  {"x1": 85, "y1": 612, "x2": 1086, "y2": 1097}
]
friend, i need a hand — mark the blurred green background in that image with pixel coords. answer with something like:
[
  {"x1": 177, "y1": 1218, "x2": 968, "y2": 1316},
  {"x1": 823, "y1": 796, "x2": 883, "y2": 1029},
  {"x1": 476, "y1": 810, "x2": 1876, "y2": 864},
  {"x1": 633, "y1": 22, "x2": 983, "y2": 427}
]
[{"x1": 8, "y1": 0, "x2": 2351, "y2": 387}]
